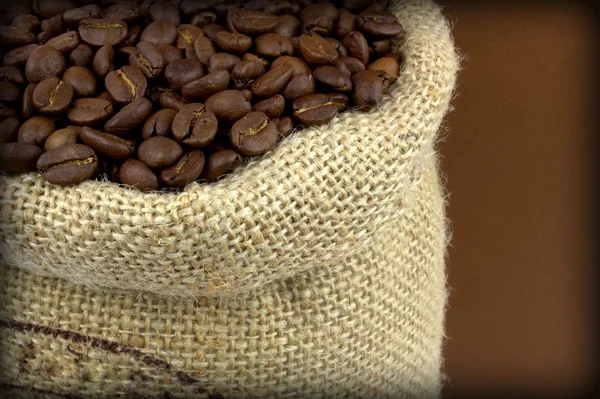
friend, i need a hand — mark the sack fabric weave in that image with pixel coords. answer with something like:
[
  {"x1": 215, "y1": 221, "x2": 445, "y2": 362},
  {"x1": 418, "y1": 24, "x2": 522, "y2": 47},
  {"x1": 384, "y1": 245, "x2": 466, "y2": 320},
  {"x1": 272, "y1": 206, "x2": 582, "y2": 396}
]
[{"x1": 0, "y1": 0, "x2": 459, "y2": 397}]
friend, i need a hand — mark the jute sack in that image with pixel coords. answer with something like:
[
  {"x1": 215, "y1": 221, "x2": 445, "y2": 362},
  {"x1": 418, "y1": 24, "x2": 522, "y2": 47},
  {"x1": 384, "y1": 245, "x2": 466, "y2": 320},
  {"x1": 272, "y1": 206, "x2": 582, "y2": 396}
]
[{"x1": 0, "y1": 0, "x2": 458, "y2": 397}]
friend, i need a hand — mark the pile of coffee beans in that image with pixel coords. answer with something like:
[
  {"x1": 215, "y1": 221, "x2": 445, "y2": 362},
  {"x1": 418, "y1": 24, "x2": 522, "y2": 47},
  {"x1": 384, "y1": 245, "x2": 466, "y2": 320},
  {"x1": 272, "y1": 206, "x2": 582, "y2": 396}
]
[{"x1": 0, "y1": 0, "x2": 404, "y2": 191}]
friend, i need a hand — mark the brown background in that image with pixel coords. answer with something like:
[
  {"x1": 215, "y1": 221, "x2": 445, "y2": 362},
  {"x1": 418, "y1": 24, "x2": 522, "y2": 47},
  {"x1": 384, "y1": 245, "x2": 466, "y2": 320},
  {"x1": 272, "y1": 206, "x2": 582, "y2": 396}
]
[{"x1": 437, "y1": 1, "x2": 598, "y2": 397}]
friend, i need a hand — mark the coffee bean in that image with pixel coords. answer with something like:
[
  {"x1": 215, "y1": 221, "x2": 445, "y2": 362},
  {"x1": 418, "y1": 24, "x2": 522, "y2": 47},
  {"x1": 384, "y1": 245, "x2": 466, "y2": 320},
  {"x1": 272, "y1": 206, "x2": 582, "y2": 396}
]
[
  {"x1": 62, "y1": 66, "x2": 97, "y2": 97},
  {"x1": 352, "y1": 69, "x2": 384, "y2": 109},
  {"x1": 274, "y1": 14, "x2": 300, "y2": 38},
  {"x1": 103, "y1": 3, "x2": 140, "y2": 24},
  {"x1": 175, "y1": 24, "x2": 204, "y2": 50},
  {"x1": 163, "y1": 59, "x2": 204, "y2": 90},
  {"x1": 117, "y1": 45, "x2": 138, "y2": 63},
  {"x1": 17, "y1": 115, "x2": 55, "y2": 146},
  {"x1": 271, "y1": 56, "x2": 311, "y2": 76},
  {"x1": 36, "y1": 30, "x2": 57, "y2": 45},
  {"x1": 192, "y1": 37, "x2": 216, "y2": 66},
  {"x1": 283, "y1": 73, "x2": 315, "y2": 100},
  {"x1": 243, "y1": 0, "x2": 269, "y2": 12},
  {"x1": 149, "y1": 0, "x2": 180, "y2": 25},
  {"x1": 40, "y1": 14, "x2": 63, "y2": 34},
  {"x1": 0, "y1": 26, "x2": 36, "y2": 47},
  {"x1": 332, "y1": 58, "x2": 352, "y2": 77},
  {"x1": 159, "y1": 91, "x2": 188, "y2": 111},
  {"x1": 142, "y1": 108, "x2": 177, "y2": 140},
  {"x1": 298, "y1": 33, "x2": 339, "y2": 65},
  {"x1": 32, "y1": 77, "x2": 74, "y2": 114},
  {"x1": 155, "y1": 43, "x2": 184, "y2": 64},
  {"x1": 80, "y1": 126, "x2": 136, "y2": 161},
  {"x1": 67, "y1": 98, "x2": 113, "y2": 126},
  {"x1": 129, "y1": 41, "x2": 165, "y2": 79},
  {"x1": 370, "y1": 39, "x2": 390, "y2": 57},
  {"x1": 96, "y1": 91, "x2": 116, "y2": 104},
  {"x1": 190, "y1": 11, "x2": 217, "y2": 27},
  {"x1": 10, "y1": 14, "x2": 40, "y2": 32},
  {"x1": 182, "y1": 69, "x2": 229, "y2": 101},
  {"x1": 292, "y1": 93, "x2": 338, "y2": 126},
  {"x1": 0, "y1": 66, "x2": 25, "y2": 85},
  {"x1": 230, "y1": 111, "x2": 278, "y2": 156},
  {"x1": 228, "y1": 9, "x2": 278, "y2": 36},
  {"x1": 231, "y1": 60, "x2": 265, "y2": 90},
  {"x1": 208, "y1": 53, "x2": 241, "y2": 73},
  {"x1": 93, "y1": 44, "x2": 115, "y2": 78},
  {"x1": 3, "y1": 44, "x2": 39, "y2": 67},
  {"x1": 298, "y1": 3, "x2": 338, "y2": 36},
  {"x1": 160, "y1": 150, "x2": 205, "y2": 188},
  {"x1": 202, "y1": 23, "x2": 227, "y2": 44},
  {"x1": 201, "y1": 149, "x2": 242, "y2": 181},
  {"x1": 121, "y1": 24, "x2": 140, "y2": 46},
  {"x1": 46, "y1": 31, "x2": 79, "y2": 53},
  {"x1": 44, "y1": 126, "x2": 81, "y2": 151},
  {"x1": 336, "y1": 11, "x2": 357, "y2": 39},
  {"x1": 37, "y1": 143, "x2": 98, "y2": 185},
  {"x1": 343, "y1": 31, "x2": 369, "y2": 65},
  {"x1": 69, "y1": 44, "x2": 94, "y2": 66},
  {"x1": 35, "y1": 0, "x2": 76, "y2": 19},
  {"x1": 255, "y1": 34, "x2": 293, "y2": 58},
  {"x1": 277, "y1": 116, "x2": 294, "y2": 137},
  {"x1": 368, "y1": 56, "x2": 399, "y2": 81},
  {"x1": 62, "y1": 4, "x2": 102, "y2": 26},
  {"x1": 242, "y1": 53, "x2": 270, "y2": 70},
  {"x1": 251, "y1": 63, "x2": 293, "y2": 98},
  {"x1": 253, "y1": 94, "x2": 285, "y2": 119},
  {"x1": 22, "y1": 83, "x2": 37, "y2": 119},
  {"x1": 0, "y1": 118, "x2": 20, "y2": 143},
  {"x1": 140, "y1": 20, "x2": 177, "y2": 45},
  {"x1": 105, "y1": 65, "x2": 147, "y2": 104},
  {"x1": 172, "y1": 103, "x2": 218, "y2": 147},
  {"x1": 0, "y1": 142, "x2": 43, "y2": 173},
  {"x1": 340, "y1": 56, "x2": 366, "y2": 74},
  {"x1": 137, "y1": 136, "x2": 182, "y2": 168},
  {"x1": 0, "y1": 82, "x2": 20, "y2": 103},
  {"x1": 205, "y1": 89, "x2": 252, "y2": 123},
  {"x1": 313, "y1": 65, "x2": 352, "y2": 91},
  {"x1": 25, "y1": 45, "x2": 66, "y2": 83},
  {"x1": 327, "y1": 92, "x2": 350, "y2": 111},
  {"x1": 79, "y1": 19, "x2": 128, "y2": 46},
  {"x1": 326, "y1": 37, "x2": 348, "y2": 57},
  {"x1": 104, "y1": 97, "x2": 152, "y2": 134},
  {"x1": 289, "y1": 36, "x2": 299, "y2": 49},
  {"x1": 265, "y1": 0, "x2": 300, "y2": 14},
  {"x1": 241, "y1": 89, "x2": 253, "y2": 102},
  {"x1": 0, "y1": 104, "x2": 18, "y2": 122},
  {"x1": 214, "y1": 31, "x2": 252, "y2": 54},
  {"x1": 373, "y1": 69, "x2": 393, "y2": 92},
  {"x1": 357, "y1": 9, "x2": 403, "y2": 38},
  {"x1": 119, "y1": 159, "x2": 159, "y2": 191}
]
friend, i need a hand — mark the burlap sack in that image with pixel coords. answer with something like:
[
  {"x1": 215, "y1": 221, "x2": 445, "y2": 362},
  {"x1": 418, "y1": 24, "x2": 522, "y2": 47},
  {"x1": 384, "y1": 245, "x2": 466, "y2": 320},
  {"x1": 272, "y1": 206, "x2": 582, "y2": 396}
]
[{"x1": 0, "y1": 0, "x2": 458, "y2": 397}]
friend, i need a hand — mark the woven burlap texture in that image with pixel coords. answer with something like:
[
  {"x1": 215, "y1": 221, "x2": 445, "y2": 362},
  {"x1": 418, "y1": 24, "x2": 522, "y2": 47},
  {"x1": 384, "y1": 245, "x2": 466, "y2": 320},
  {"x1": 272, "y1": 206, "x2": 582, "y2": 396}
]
[{"x1": 0, "y1": 0, "x2": 458, "y2": 397}]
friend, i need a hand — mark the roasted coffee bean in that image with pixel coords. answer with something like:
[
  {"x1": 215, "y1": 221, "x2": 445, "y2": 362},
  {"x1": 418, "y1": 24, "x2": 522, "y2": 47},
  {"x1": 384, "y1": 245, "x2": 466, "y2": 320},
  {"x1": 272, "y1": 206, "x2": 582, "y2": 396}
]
[
  {"x1": 69, "y1": 43, "x2": 94, "y2": 66},
  {"x1": 80, "y1": 126, "x2": 136, "y2": 161},
  {"x1": 160, "y1": 150, "x2": 205, "y2": 187},
  {"x1": 383, "y1": 51, "x2": 403, "y2": 63},
  {"x1": 191, "y1": 11, "x2": 217, "y2": 27},
  {"x1": 201, "y1": 149, "x2": 242, "y2": 181},
  {"x1": 292, "y1": 93, "x2": 338, "y2": 126},
  {"x1": 0, "y1": 82, "x2": 20, "y2": 103},
  {"x1": 171, "y1": 103, "x2": 218, "y2": 148},
  {"x1": 283, "y1": 73, "x2": 315, "y2": 100},
  {"x1": 79, "y1": 19, "x2": 127, "y2": 46},
  {"x1": 129, "y1": 41, "x2": 165, "y2": 79},
  {"x1": 274, "y1": 14, "x2": 300, "y2": 38},
  {"x1": 231, "y1": 60, "x2": 265, "y2": 90},
  {"x1": 37, "y1": 143, "x2": 98, "y2": 185},
  {"x1": 142, "y1": 108, "x2": 176, "y2": 140},
  {"x1": 176, "y1": 25, "x2": 204, "y2": 51},
  {"x1": 35, "y1": 0, "x2": 76, "y2": 19},
  {"x1": 368, "y1": 56, "x2": 399, "y2": 81},
  {"x1": 141, "y1": 20, "x2": 177, "y2": 45},
  {"x1": 149, "y1": 0, "x2": 180, "y2": 25},
  {"x1": 230, "y1": 111, "x2": 278, "y2": 156},
  {"x1": 93, "y1": 44, "x2": 115, "y2": 77},
  {"x1": 36, "y1": 30, "x2": 57, "y2": 44},
  {"x1": 137, "y1": 136, "x2": 182, "y2": 168},
  {"x1": 340, "y1": 57, "x2": 366, "y2": 76},
  {"x1": 0, "y1": 66, "x2": 25, "y2": 85},
  {"x1": 332, "y1": 58, "x2": 352, "y2": 77},
  {"x1": 155, "y1": 43, "x2": 184, "y2": 64},
  {"x1": 0, "y1": 104, "x2": 18, "y2": 121},
  {"x1": 164, "y1": 59, "x2": 204, "y2": 90},
  {"x1": 271, "y1": 56, "x2": 310, "y2": 76},
  {"x1": 44, "y1": 126, "x2": 81, "y2": 151},
  {"x1": 277, "y1": 116, "x2": 293, "y2": 137},
  {"x1": 105, "y1": 65, "x2": 147, "y2": 104},
  {"x1": 96, "y1": 91, "x2": 116, "y2": 104},
  {"x1": 228, "y1": 9, "x2": 278, "y2": 36},
  {"x1": 10, "y1": 14, "x2": 40, "y2": 32},
  {"x1": 17, "y1": 115, "x2": 55, "y2": 146},
  {"x1": 63, "y1": 4, "x2": 102, "y2": 26},
  {"x1": 298, "y1": 33, "x2": 339, "y2": 65},
  {"x1": 202, "y1": 23, "x2": 227, "y2": 43},
  {"x1": 123, "y1": 25, "x2": 141, "y2": 46},
  {"x1": 370, "y1": 39, "x2": 390, "y2": 57},
  {"x1": 25, "y1": 44, "x2": 66, "y2": 83},
  {"x1": 205, "y1": 90, "x2": 252, "y2": 123},
  {"x1": 103, "y1": 3, "x2": 140, "y2": 24},
  {"x1": 119, "y1": 159, "x2": 159, "y2": 191},
  {"x1": 357, "y1": 9, "x2": 403, "y2": 38},
  {"x1": 32, "y1": 77, "x2": 74, "y2": 114},
  {"x1": 242, "y1": 53, "x2": 270, "y2": 69},
  {"x1": 313, "y1": 65, "x2": 352, "y2": 91},
  {"x1": 326, "y1": 37, "x2": 347, "y2": 57},
  {"x1": 208, "y1": 53, "x2": 241, "y2": 73},
  {"x1": 253, "y1": 94, "x2": 285, "y2": 119},
  {"x1": 104, "y1": 97, "x2": 152, "y2": 134},
  {"x1": 336, "y1": 11, "x2": 357, "y2": 39},
  {"x1": 0, "y1": 142, "x2": 43, "y2": 173},
  {"x1": 62, "y1": 66, "x2": 97, "y2": 97},
  {"x1": 251, "y1": 63, "x2": 293, "y2": 98},
  {"x1": 67, "y1": 98, "x2": 113, "y2": 125},
  {"x1": 193, "y1": 36, "x2": 216, "y2": 66},
  {"x1": 40, "y1": 15, "x2": 64, "y2": 34},
  {"x1": 343, "y1": 31, "x2": 369, "y2": 65},
  {"x1": 240, "y1": 89, "x2": 253, "y2": 102},
  {"x1": 0, "y1": 118, "x2": 20, "y2": 143},
  {"x1": 0, "y1": 26, "x2": 36, "y2": 47},
  {"x1": 327, "y1": 92, "x2": 350, "y2": 111},
  {"x1": 298, "y1": 3, "x2": 338, "y2": 36},
  {"x1": 22, "y1": 83, "x2": 37, "y2": 119},
  {"x1": 289, "y1": 36, "x2": 299, "y2": 49},
  {"x1": 352, "y1": 69, "x2": 384, "y2": 109},
  {"x1": 117, "y1": 45, "x2": 139, "y2": 62},
  {"x1": 160, "y1": 91, "x2": 188, "y2": 110},
  {"x1": 182, "y1": 69, "x2": 229, "y2": 100},
  {"x1": 3, "y1": 44, "x2": 39, "y2": 67},
  {"x1": 243, "y1": 0, "x2": 269, "y2": 11},
  {"x1": 254, "y1": 33, "x2": 293, "y2": 58},
  {"x1": 214, "y1": 31, "x2": 252, "y2": 54},
  {"x1": 264, "y1": 0, "x2": 300, "y2": 15},
  {"x1": 373, "y1": 69, "x2": 393, "y2": 91}
]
